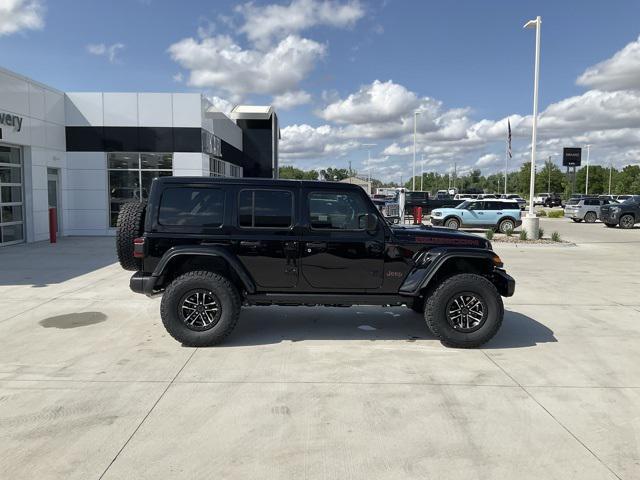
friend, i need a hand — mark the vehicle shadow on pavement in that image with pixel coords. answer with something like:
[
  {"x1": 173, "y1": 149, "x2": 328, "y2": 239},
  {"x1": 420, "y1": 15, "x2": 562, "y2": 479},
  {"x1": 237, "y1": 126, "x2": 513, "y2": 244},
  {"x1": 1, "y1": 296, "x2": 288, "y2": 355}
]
[
  {"x1": 484, "y1": 311, "x2": 556, "y2": 349},
  {"x1": 221, "y1": 307, "x2": 556, "y2": 349}
]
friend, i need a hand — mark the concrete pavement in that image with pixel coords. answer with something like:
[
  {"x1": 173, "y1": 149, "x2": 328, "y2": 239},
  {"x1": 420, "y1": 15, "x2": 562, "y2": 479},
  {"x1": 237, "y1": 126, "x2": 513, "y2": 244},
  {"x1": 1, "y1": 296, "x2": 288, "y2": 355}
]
[{"x1": 0, "y1": 224, "x2": 638, "y2": 479}]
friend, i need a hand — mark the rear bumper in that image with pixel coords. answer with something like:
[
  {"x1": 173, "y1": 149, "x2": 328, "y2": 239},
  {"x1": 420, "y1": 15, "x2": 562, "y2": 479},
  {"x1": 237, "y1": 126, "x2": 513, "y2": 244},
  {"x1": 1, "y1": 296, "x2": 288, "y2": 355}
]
[
  {"x1": 130, "y1": 272, "x2": 159, "y2": 297},
  {"x1": 493, "y1": 268, "x2": 516, "y2": 297}
]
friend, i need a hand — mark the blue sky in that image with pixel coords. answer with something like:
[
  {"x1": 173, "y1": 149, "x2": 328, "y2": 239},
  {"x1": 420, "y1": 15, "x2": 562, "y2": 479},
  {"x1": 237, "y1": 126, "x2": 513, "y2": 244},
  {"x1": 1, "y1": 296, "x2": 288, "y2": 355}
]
[{"x1": 2, "y1": 0, "x2": 640, "y2": 180}]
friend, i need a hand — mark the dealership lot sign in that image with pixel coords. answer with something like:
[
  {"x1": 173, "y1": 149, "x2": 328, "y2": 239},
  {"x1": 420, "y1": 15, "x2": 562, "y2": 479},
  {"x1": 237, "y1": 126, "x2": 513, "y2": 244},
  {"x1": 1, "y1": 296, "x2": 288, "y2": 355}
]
[
  {"x1": 0, "y1": 112, "x2": 23, "y2": 132},
  {"x1": 563, "y1": 147, "x2": 581, "y2": 167}
]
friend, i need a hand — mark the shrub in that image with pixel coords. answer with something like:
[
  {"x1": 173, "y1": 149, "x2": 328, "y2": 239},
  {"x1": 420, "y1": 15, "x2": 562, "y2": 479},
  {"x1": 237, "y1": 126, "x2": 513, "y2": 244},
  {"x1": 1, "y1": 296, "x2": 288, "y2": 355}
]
[
  {"x1": 505, "y1": 226, "x2": 513, "y2": 237},
  {"x1": 485, "y1": 229, "x2": 494, "y2": 240},
  {"x1": 551, "y1": 231, "x2": 561, "y2": 242},
  {"x1": 538, "y1": 227, "x2": 544, "y2": 239},
  {"x1": 537, "y1": 209, "x2": 547, "y2": 217},
  {"x1": 519, "y1": 229, "x2": 528, "y2": 241},
  {"x1": 548, "y1": 210, "x2": 564, "y2": 218}
]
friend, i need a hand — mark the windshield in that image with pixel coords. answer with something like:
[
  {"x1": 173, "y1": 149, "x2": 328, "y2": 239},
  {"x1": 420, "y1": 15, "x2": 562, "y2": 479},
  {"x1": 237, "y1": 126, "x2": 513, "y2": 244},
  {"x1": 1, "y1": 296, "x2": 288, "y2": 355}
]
[
  {"x1": 567, "y1": 199, "x2": 580, "y2": 205},
  {"x1": 456, "y1": 200, "x2": 472, "y2": 209}
]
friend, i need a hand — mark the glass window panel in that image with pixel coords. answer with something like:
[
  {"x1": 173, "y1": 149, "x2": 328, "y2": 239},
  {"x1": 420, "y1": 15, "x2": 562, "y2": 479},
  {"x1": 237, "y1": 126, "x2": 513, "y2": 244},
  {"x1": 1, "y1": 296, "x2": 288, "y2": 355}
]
[
  {"x1": 109, "y1": 170, "x2": 141, "y2": 227},
  {"x1": 141, "y1": 170, "x2": 171, "y2": 201},
  {"x1": 140, "y1": 153, "x2": 172, "y2": 170},
  {"x1": 1, "y1": 205, "x2": 23, "y2": 223},
  {"x1": 108, "y1": 153, "x2": 139, "y2": 170},
  {"x1": 159, "y1": 188, "x2": 224, "y2": 227},
  {"x1": 0, "y1": 166, "x2": 21, "y2": 184},
  {"x1": 253, "y1": 190, "x2": 292, "y2": 228},
  {"x1": 0, "y1": 146, "x2": 20, "y2": 165},
  {"x1": 238, "y1": 190, "x2": 253, "y2": 227},
  {"x1": 1, "y1": 224, "x2": 23, "y2": 243},
  {"x1": 309, "y1": 191, "x2": 369, "y2": 230},
  {"x1": 1, "y1": 186, "x2": 22, "y2": 203}
]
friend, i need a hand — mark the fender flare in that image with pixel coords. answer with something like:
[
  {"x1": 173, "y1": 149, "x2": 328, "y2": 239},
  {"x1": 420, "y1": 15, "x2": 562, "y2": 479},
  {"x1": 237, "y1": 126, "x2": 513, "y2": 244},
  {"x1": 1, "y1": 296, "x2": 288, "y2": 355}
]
[
  {"x1": 152, "y1": 245, "x2": 256, "y2": 293},
  {"x1": 442, "y1": 215, "x2": 462, "y2": 227},
  {"x1": 399, "y1": 247, "x2": 500, "y2": 296}
]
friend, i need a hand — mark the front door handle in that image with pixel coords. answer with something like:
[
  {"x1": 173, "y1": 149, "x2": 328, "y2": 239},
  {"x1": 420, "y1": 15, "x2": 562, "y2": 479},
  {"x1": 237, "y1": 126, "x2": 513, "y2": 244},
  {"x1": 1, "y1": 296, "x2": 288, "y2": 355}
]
[{"x1": 306, "y1": 241, "x2": 327, "y2": 253}]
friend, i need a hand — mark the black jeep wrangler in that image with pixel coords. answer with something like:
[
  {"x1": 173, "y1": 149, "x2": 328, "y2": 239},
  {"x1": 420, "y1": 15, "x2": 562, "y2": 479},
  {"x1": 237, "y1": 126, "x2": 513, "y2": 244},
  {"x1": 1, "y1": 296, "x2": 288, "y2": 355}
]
[{"x1": 116, "y1": 177, "x2": 515, "y2": 348}]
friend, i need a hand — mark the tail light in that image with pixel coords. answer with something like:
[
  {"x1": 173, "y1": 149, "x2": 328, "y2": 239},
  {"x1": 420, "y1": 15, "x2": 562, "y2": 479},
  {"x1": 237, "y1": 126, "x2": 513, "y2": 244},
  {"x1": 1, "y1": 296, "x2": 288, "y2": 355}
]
[{"x1": 133, "y1": 237, "x2": 146, "y2": 258}]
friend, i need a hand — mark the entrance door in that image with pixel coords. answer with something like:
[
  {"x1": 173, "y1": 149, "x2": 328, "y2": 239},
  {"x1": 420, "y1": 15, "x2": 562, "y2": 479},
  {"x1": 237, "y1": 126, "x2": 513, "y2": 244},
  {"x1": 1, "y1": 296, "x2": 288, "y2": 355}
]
[
  {"x1": 0, "y1": 145, "x2": 24, "y2": 245},
  {"x1": 47, "y1": 168, "x2": 60, "y2": 232},
  {"x1": 301, "y1": 189, "x2": 385, "y2": 291}
]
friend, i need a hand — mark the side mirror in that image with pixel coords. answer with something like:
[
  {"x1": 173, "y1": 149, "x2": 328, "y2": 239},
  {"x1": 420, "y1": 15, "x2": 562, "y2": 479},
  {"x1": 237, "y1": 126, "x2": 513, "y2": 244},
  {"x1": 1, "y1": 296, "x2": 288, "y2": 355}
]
[{"x1": 359, "y1": 213, "x2": 378, "y2": 233}]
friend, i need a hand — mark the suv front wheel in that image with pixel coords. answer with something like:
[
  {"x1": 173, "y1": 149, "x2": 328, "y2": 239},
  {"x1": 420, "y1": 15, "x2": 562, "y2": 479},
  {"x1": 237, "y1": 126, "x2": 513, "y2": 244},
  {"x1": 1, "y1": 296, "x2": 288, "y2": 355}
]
[
  {"x1": 160, "y1": 271, "x2": 241, "y2": 347},
  {"x1": 425, "y1": 274, "x2": 503, "y2": 348}
]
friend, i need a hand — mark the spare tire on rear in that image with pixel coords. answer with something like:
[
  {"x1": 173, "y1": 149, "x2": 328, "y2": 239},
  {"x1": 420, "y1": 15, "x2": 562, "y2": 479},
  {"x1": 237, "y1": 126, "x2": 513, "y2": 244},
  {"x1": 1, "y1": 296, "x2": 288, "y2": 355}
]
[{"x1": 116, "y1": 201, "x2": 146, "y2": 271}]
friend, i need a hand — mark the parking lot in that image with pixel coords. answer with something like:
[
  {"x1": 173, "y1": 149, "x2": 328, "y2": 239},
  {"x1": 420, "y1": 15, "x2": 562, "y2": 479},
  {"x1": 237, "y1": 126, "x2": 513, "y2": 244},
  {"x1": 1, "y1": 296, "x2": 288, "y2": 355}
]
[{"x1": 0, "y1": 218, "x2": 639, "y2": 480}]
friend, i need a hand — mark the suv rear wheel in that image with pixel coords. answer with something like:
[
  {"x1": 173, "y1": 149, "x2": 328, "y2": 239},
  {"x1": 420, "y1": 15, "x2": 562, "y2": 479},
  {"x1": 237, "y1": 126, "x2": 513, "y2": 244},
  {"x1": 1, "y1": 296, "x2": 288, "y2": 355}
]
[
  {"x1": 619, "y1": 214, "x2": 635, "y2": 229},
  {"x1": 160, "y1": 271, "x2": 241, "y2": 346},
  {"x1": 424, "y1": 274, "x2": 503, "y2": 348},
  {"x1": 116, "y1": 201, "x2": 146, "y2": 271},
  {"x1": 498, "y1": 218, "x2": 515, "y2": 234}
]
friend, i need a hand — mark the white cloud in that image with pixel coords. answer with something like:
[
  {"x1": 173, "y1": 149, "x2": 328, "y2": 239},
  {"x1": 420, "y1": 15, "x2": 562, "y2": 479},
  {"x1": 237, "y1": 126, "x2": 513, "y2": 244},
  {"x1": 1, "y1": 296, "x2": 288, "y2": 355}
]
[
  {"x1": 577, "y1": 36, "x2": 640, "y2": 91},
  {"x1": 168, "y1": 34, "x2": 325, "y2": 99},
  {"x1": 320, "y1": 80, "x2": 420, "y2": 124},
  {"x1": 0, "y1": 0, "x2": 45, "y2": 36},
  {"x1": 237, "y1": 0, "x2": 364, "y2": 47},
  {"x1": 86, "y1": 43, "x2": 125, "y2": 64},
  {"x1": 280, "y1": 123, "x2": 360, "y2": 159},
  {"x1": 206, "y1": 95, "x2": 235, "y2": 115},
  {"x1": 273, "y1": 90, "x2": 312, "y2": 110},
  {"x1": 475, "y1": 153, "x2": 501, "y2": 168}
]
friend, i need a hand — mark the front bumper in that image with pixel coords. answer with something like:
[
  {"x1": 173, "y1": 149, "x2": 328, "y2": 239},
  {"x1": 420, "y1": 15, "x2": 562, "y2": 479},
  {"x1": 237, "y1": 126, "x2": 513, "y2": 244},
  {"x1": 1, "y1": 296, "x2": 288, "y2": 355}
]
[
  {"x1": 430, "y1": 217, "x2": 444, "y2": 226},
  {"x1": 493, "y1": 268, "x2": 516, "y2": 297},
  {"x1": 130, "y1": 272, "x2": 160, "y2": 297},
  {"x1": 600, "y1": 211, "x2": 619, "y2": 223}
]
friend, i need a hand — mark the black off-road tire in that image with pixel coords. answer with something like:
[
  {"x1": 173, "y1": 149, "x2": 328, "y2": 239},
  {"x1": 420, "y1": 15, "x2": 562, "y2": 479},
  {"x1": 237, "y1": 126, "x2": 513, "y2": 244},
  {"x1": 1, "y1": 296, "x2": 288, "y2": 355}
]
[
  {"x1": 584, "y1": 211, "x2": 597, "y2": 223},
  {"x1": 116, "y1": 201, "x2": 146, "y2": 271},
  {"x1": 424, "y1": 273, "x2": 503, "y2": 348},
  {"x1": 619, "y1": 214, "x2": 635, "y2": 229},
  {"x1": 604, "y1": 222, "x2": 617, "y2": 228},
  {"x1": 160, "y1": 271, "x2": 241, "y2": 347}
]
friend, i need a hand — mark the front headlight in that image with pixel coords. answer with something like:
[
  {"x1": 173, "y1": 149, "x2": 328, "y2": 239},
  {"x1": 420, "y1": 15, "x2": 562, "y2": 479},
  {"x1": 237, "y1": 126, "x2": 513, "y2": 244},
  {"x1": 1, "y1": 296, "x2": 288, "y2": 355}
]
[
  {"x1": 434, "y1": 211, "x2": 442, "y2": 217},
  {"x1": 611, "y1": 206, "x2": 621, "y2": 213}
]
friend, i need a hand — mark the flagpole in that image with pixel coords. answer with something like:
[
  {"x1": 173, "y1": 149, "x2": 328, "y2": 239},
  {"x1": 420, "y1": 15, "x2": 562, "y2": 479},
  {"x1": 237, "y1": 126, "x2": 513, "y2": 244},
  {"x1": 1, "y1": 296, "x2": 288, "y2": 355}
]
[{"x1": 505, "y1": 139, "x2": 508, "y2": 195}]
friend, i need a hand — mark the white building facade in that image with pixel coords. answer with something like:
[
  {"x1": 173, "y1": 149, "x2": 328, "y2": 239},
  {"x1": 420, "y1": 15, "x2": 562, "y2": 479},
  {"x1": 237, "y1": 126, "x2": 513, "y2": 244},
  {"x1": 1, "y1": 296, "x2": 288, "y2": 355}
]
[{"x1": 0, "y1": 67, "x2": 278, "y2": 246}]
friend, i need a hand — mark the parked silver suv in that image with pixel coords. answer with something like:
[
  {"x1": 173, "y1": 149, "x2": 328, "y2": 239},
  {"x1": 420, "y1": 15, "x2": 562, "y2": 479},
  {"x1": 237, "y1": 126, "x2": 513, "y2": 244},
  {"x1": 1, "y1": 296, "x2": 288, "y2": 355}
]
[{"x1": 564, "y1": 197, "x2": 613, "y2": 223}]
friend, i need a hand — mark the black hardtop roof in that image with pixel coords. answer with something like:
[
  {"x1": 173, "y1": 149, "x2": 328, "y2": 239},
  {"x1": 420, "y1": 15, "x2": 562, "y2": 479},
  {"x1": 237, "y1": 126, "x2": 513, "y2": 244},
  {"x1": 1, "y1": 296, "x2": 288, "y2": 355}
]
[{"x1": 155, "y1": 176, "x2": 365, "y2": 191}]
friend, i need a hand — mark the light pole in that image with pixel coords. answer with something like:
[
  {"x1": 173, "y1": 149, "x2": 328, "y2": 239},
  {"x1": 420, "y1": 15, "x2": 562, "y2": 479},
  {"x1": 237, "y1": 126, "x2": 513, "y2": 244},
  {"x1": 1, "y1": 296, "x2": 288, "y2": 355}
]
[
  {"x1": 361, "y1": 143, "x2": 376, "y2": 193},
  {"x1": 547, "y1": 153, "x2": 557, "y2": 193},
  {"x1": 413, "y1": 110, "x2": 423, "y2": 191},
  {"x1": 420, "y1": 154, "x2": 425, "y2": 191},
  {"x1": 584, "y1": 144, "x2": 591, "y2": 194},
  {"x1": 608, "y1": 159, "x2": 613, "y2": 195},
  {"x1": 523, "y1": 15, "x2": 542, "y2": 239}
]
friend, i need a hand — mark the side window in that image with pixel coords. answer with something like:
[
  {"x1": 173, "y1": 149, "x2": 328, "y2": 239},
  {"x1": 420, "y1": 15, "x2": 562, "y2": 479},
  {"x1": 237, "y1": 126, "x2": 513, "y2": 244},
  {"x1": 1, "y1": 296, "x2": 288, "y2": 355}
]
[
  {"x1": 467, "y1": 201, "x2": 482, "y2": 211},
  {"x1": 309, "y1": 191, "x2": 370, "y2": 230},
  {"x1": 158, "y1": 188, "x2": 224, "y2": 227},
  {"x1": 238, "y1": 189, "x2": 293, "y2": 228}
]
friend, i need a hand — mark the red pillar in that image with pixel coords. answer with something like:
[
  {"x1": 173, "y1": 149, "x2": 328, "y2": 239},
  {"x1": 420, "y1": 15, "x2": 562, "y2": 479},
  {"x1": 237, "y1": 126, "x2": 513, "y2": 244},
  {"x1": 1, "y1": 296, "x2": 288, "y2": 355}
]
[{"x1": 49, "y1": 207, "x2": 57, "y2": 243}]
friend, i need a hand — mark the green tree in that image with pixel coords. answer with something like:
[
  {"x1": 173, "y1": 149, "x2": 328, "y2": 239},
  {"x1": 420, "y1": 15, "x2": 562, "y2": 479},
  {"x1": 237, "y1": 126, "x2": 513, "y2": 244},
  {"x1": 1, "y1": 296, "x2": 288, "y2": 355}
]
[
  {"x1": 319, "y1": 167, "x2": 351, "y2": 181},
  {"x1": 278, "y1": 165, "x2": 319, "y2": 180},
  {"x1": 536, "y1": 162, "x2": 566, "y2": 194},
  {"x1": 613, "y1": 165, "x2": 640, "y2": 194}
]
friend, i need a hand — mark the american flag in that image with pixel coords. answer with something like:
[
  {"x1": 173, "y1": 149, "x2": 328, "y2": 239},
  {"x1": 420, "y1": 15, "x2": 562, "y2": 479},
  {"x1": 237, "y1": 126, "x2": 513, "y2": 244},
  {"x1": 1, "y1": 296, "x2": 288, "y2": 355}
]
[
  {"x1": 507, "y1": 120, "x2": 513, "y2": 158},
  {"x1": 507, "y1": 120, "x2": 512, "y2": 158}
]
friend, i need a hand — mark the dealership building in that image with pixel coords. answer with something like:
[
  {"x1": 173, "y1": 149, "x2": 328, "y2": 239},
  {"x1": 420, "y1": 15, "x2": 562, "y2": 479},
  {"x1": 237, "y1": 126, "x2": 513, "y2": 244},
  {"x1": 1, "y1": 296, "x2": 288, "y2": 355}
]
[{"x1": 0, "y1": 66, "x2": 279, "y2": 246}]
